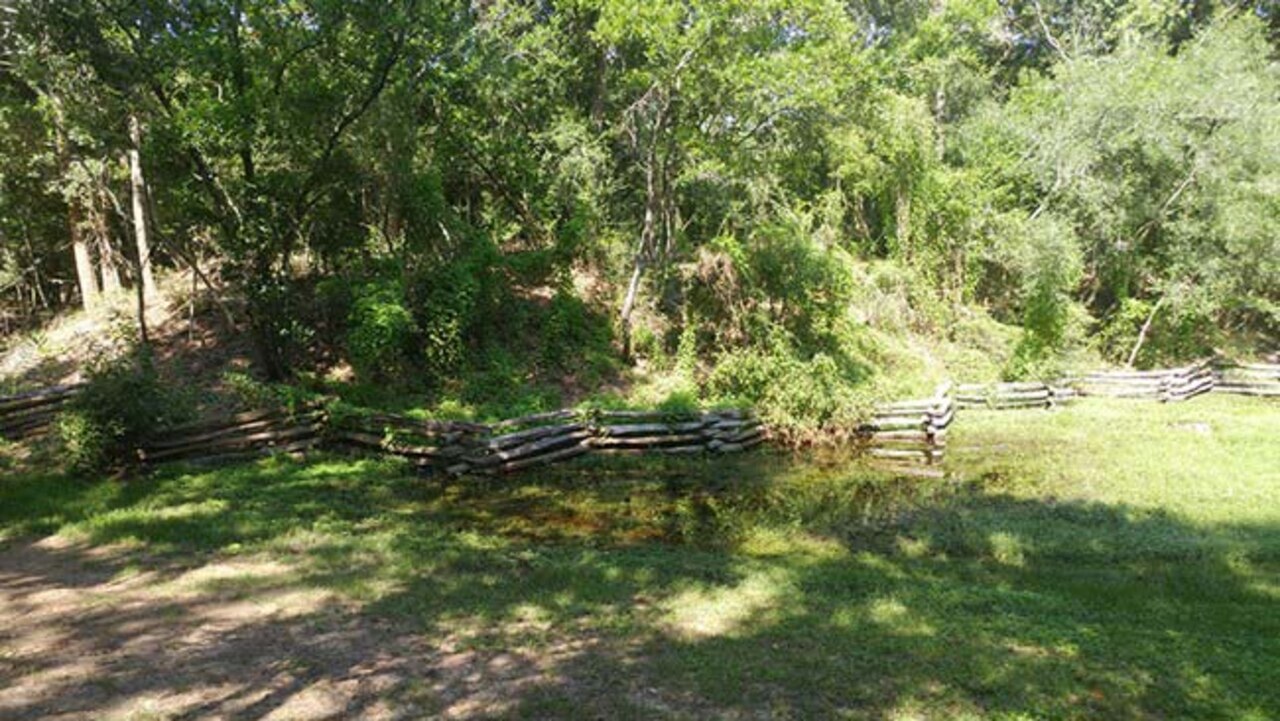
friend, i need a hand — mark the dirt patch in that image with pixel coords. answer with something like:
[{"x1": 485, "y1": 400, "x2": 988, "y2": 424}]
[{"x1": 0, "y1": 537, "x2": 615, "y2": 720}]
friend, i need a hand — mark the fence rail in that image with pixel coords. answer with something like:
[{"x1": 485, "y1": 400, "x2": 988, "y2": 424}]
[
  {"x1": 125, "y1": 406, "x2": 761, "y2": 473},
  {"x1": 860, "y1": 382, "x2": 954, "y2": 465},
  {"x1": 0, "y1": 383, "x2": 84, "y2": 441},
  {"x1": 2, "y1": 356, "x2": 1275, "y2": 469},
  {"x1": 1070, "y1": 359, "x2": 1217, "y2": 402},
  {"x1": 333, "y1": 408, "x2": 762, "y2": 475},
  {"x1": 1214, "y1": 362, "x2": 1280, "y2": 397},
  {"x1": 955, "y1": 382, "x2": 1078, "y2": 410}
]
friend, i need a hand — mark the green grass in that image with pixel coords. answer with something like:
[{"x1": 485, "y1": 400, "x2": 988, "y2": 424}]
[{"x1": 2, "y1": 395, "x2": 1278, "y2": 719}]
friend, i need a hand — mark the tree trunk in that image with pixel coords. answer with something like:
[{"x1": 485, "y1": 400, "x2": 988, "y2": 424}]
[
  {"x1": 69, "y1": 203, "x2": 99, "y2": 310},
  {"x1": 53, "y1": 102, "x2": 99, "y2": 310},
  {"x1": 128, "y1": 115, "x2": 157, "y2": 297},
  {"x1": 1126, "y1": 296, "x2": 1164, "y2": 369},
  {"x1": 94, "y1": 199, "x2": 121, "y2": 295},
  {"x1": 620, "y1": 134, "x2": 661, "y2": 360},
  {"x1": 619, "y1": 258, "x2": 644, "y2": 359}
]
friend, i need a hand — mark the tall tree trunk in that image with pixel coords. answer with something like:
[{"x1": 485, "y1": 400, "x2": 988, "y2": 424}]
[
  {"x1": 620, "y1": 136, "x2": 661, "y2": 360},
  {"x1": 128, "y1": 115, "x2": 157, "y2": 297},
  {"x1": 69, "y1": 202, "x2": 99, "y2": 310},
  {"x1": 94, "y1": 199, "x2": 121, "y2": 295},
  {"x1": 52, "y1": 99, "x2": 99, "y2": 310}
]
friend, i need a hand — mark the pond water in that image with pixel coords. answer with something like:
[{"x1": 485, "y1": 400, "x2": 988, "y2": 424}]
[{"x1": 427, "y1": 449, "x2": 976, "y2": 548}]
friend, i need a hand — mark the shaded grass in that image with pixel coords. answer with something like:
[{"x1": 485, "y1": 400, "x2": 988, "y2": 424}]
[{"x1": 1, "y1": 396, "x2": 1278, "y2": 719}]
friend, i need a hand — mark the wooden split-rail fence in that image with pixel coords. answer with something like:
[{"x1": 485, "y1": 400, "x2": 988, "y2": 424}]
[
  {"x1": 330, "y1": 408, "x2": 764, "y2": 475},
  {"x1": 1, "y1": 357, "x2": 1275, "y2": 470},
  {"x1": 135, "y1": 407, "x2": 327, "y2": 466},
  {"x1": 0, "y1": 383, "x2": 84, "y2": 441},
  {"x1": 1198, "y1": 361, "x2": 1279, "y2": 398},
  {"x1": 859, "y1": 382, "x2": 954, "y2": 465},
  {"x1": 1063, "y1": 359, "x2": 1278, "y2": 401},
  {"x1": 1071, "y1": 360, "x2": 1217, "y2": 402},
  {"x1": 956, "y1": 382, "x2": 1078, "y2": 410},
  {"x1": 0, "y1": 392, "x2": 764, "y2": 474}
]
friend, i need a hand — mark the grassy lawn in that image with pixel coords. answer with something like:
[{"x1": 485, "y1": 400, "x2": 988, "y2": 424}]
[{"x1": 1, "y1": 395, "x2": 1278, "y2": 719}]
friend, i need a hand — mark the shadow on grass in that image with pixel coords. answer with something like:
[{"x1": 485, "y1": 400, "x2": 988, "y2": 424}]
[{"x1": 1, "y1": 453, "x2": 1277, "y2": 719}]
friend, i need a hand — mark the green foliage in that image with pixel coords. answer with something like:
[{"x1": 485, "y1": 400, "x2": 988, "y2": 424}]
[
  {"x1": 706, "y1": 336, "x2": 870, "y2": 434},
  {"x1": 3, "y1": 0, "x2": 1278, "y2": 430},
  {"x1": 58, "y1": 352, "x2": 190, "y2": 473},
  {"x1": 542, "y1": 288, "x2": 613, "y2": 374},
  {"x1": 408, "y1": 257, "x2": 488, "y2": 381},
  {"x1": 222, "y1": 371, "x2": 323, "y2": 414},
  {"x1": 347, "y1": 278, "x2": 417, "y2": 382}
]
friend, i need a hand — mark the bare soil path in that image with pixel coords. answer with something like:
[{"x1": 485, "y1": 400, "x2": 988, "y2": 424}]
[{"x1": 0, "y1": 538, "x2": 597, "y2": 721}]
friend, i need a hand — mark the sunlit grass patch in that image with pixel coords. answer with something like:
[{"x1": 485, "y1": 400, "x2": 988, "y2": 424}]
[{"x1": 0, "y1": 397, "x2": 1277, "y2": 718}]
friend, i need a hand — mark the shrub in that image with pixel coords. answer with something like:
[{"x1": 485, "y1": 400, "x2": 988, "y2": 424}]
[
  {"x1": 57, "y1": 351, "x2": 190, "y2": 473},
  {"x1": 347, "y1": 278, "x2": 417, "y2": 381},
  {"x1": 706, "y1": 337, "x2": 870, "y2": 435},
  {"x1": 542, "y1": 288, "x2": 612, "y2": 372},
  {"x1": 407, "y1": 258, "x2": 487, "y2": 380}
]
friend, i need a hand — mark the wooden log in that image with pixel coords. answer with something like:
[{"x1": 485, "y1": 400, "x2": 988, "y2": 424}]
[
  {"x1": 1078, "y1": 376, "x2": 1160, "y2": 385},
  {"x1": 145, "y1": 413, "x2": 320, "y2": 452},
  {"x1": 992, "y1": 389, "x2": 1051, "y2": 401},
  {"x1": 0, "y1": 419, "x2": 55, "y2": 441},
  {"x1": 161, "y1": 408, "x2": 290, "y2": 437},
  {"x1": 715, "y1": 435, "x2": 764, "y2": 453},
  {"x1": 660, "y1": 445, "x2": 708, "y2": 455},
  {"x1": 0, "y1": 401, "x2": 62, "y2": 421},
  {"x1": 871, "y1": 441, "x2": 936, "y2": 452},
  {"x1": 330, "y1": 430, "x2": 461, "y2": 460},
  {"x1": 1164, "y1": 384, "x2": 1214, "y2": 402},
  {"x1": 590, "y1": 432, "x2": 708, "y2": 449},
  {"x1": 881, "y1": 398, "x2": 948, "y2": 412},
  {"x1": 862, "y1": 418, "x2": 928, "y2": 433},
  {"x1": 0, "y1": 413, "x2": 61, "y2": 435},
  {"x1": 868, "y1": 410, "x2": 929, "y2": 424},
  {"x1": 0, "y1": 384, "x2": 83, "y2": 414},
  {"x1": 596, "y1": 421, "x2": 710, "y2": 437},
  {"x1": 484, "y1": 440, "x2": 591, "y2": 473},
  {"x1": 344, "y1": 423, "x2": 471, "y2": 447},
  {"x1": 466, "y1": 429, "x2": 592, "y2": 468},
  {"x1": 1224, "y1": 362, "x2": 1280, "y2": 372},
  {"x1": 986, "y1": 399, "x2": 1052, "y2": 410},
  {"x1": 867, "y1": 430, "x2": 937, "y2": 442},
  {"x1": 959, "y1": 381, "x2": 1047, "y2": 393},
  {"x1": 708, "y1": 418, "x2": 761, "y2": 436},
  {"x1": 869, "y1": 448, "x2": 931, "y2": 460},
  {"x1": 1083, "y1": 367, "x2": 1185, "y2": 379},
  {"x1": 592, "y1": 409, "x2": 708, "y2": 423},
  {"x1": 721, "y1": 426, "x2": 763, "y2": 444},
  {"x1": 1077, "y1": 385, "x2": 1161, "y2": 397},
  {"x1": 484, "y1": 423, "x2": 585, "y2": 451},
  {"x1": 490, "y1": 409, "x2": 577, "y2": 431},
  {"x1": 0, "y1": 407, "x2": 60, "y2": 434},
  {"x1": 140, "y1": 423, "x2": 322, "y2": 462},
  {"x1": 1166, "y1": 374, "x2": 1216, "y2": 393},
  {"x1": 167, "y1": 437, "x2": 321, "y2": 467},
  {"x1": 928, "y1": 406, "x2": 955, "y2": 428}
]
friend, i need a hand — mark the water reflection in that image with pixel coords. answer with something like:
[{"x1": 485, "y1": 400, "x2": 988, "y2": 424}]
[{"x1": 430, "y1": 450, "x2": 967, "y2": 547}]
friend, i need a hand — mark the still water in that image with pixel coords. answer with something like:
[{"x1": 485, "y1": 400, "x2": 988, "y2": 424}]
[{"x1": 426, "y1": 449, "x2": 974, "y2": 547}]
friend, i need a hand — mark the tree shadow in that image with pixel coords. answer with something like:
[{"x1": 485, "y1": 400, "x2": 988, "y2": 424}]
[{"x1": 1, "y1": 454, "x2": 1277, "y2": 719}]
